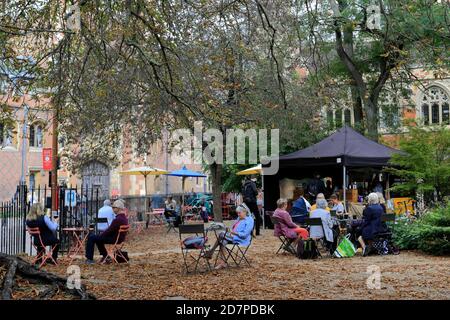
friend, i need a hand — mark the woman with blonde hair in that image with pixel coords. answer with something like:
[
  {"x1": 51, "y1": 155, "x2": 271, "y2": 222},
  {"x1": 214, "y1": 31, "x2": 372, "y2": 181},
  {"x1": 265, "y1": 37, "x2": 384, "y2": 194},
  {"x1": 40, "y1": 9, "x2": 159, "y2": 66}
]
[
  {"x1": 26, "y1": 203, "x2": 59, "y2": 265},
  {"x1": 376, "y1": 192, "x2": 387, "y2": 213}
]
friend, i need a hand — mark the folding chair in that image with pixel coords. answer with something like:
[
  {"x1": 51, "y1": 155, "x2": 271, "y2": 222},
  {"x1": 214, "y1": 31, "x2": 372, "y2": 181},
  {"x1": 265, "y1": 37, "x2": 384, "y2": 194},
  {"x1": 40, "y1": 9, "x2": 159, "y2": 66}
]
[
  {"x1": 375, "y1": 214, "x2": 396, "y2": 241},
  {"x1": 126, "y1": 211, "x2": 145, "y2": 235},
  {"x1": 103, "y1": 225, "x2": 130, "y2": 264},
  {"x1": 304, "y1": 217, "x2": 328, "y2": 257},
  {"x1": 270, "y1": 216, "x2": 296, "y2": 255},
  {"x1": 164, "y1": 211, "x2": 178, "y2": 234},
  {"x1": 27, "y1": 227, "x2": 58, "y2": 269},
  {"x1": 146, "y1": 208, "x2": 165, "y2": 228},
  {"x1": 179, "y1": 224, "x2": 211, "y2": 274},
  {"x1": 93, "y1": 217, "x2": 109, "y2": 234}
]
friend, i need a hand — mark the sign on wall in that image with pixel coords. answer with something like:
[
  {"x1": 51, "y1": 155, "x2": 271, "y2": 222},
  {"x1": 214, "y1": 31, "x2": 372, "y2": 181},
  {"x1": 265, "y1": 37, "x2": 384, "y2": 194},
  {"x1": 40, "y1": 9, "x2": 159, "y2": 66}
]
[{"x1": 42, "y1": 148, "x2": 52, "y2": 171}]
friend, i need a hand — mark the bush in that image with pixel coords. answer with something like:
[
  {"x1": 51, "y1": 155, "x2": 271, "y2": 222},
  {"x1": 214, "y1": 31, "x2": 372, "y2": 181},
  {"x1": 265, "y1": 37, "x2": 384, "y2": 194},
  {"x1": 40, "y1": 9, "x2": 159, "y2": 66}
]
[{"x1": 392, "y1": 204, "x2": 450, "y2": 256}]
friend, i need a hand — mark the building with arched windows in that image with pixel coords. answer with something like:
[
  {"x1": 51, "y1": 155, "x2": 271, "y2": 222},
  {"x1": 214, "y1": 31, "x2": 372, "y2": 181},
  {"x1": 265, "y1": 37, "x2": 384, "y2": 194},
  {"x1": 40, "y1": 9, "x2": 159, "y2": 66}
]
[{"x1": 322, "y1": 69, "x2": 450, "y2": 146}]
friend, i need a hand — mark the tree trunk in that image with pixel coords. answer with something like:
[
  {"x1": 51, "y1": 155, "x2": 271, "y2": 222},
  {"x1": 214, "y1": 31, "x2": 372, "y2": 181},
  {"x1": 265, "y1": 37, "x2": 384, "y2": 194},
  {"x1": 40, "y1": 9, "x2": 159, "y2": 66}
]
[
  {"x1": 363, "y1": 98, "x2": 379, "y2": 142},
  {"x1": 210, "y1": 162, "x2": 223, "y2": 222},
  {"x1": 351, "y1": 84, "x2": 364, "y2": 128},
  {"x1": 0, "y1": 253, "x2": 95, "y2": 300}
]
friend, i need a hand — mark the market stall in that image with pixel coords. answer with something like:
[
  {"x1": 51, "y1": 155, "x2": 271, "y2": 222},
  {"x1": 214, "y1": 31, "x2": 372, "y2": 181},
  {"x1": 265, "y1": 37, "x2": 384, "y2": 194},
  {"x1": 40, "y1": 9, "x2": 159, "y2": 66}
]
[{"x1": 263, "y1": 126, "x2": 403, "y2": 213}]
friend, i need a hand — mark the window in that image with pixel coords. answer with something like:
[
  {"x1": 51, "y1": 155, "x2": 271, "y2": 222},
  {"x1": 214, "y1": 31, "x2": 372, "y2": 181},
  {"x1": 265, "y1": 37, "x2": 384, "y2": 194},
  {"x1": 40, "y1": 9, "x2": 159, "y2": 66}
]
[
  {"x1": 335, "y1": 109, "x2": 343, "y2": 128},
  {"x1": 422, "y1": 104, "x2": 429, "y2": 125},
  {"x1": 0, "y1": 123, "x2": 14, "y2": 148},
  {"x1": 29, "y1": 123, "x2": 43, "y2": 148},
  {"x1": 344, "y1": 109, "x2": 352, "y2": 126},
  {"x1": 420, "y1": 86, "x2": 450, "y2": 125},
  {"x1": 442, "y1": 103, "x2": 449, "y2": 124},
  {"x1": 327, "y1": 110, "x2": 334, "y2": 128},
  {"x1": 29, "y1": 172, "x2": 36, "y2": 190}
]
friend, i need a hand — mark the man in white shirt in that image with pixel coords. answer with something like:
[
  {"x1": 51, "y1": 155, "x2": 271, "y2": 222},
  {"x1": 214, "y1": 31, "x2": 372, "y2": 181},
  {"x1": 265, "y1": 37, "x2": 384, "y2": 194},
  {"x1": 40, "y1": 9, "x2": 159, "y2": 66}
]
[{"x1": 97, "y1": 200, "x2": 115, "y2": 232}]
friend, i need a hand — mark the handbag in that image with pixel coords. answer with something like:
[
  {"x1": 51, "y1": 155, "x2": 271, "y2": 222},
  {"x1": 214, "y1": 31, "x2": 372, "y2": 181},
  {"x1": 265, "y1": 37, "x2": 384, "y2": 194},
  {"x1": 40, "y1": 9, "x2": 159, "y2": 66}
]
[
  {"x1": 333, "y1": 234, "x2": 357, "y2": 258},
  {"x1": 182, "y1": 236, "x2": 208, "y2": 249}
]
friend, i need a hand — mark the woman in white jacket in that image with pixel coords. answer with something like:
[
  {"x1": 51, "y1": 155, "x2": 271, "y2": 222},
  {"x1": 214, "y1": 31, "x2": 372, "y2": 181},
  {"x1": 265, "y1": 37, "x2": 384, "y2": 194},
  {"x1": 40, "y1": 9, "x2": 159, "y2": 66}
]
[{"x1": 309, "y1": 199, "x2": 336, "y2": 253}]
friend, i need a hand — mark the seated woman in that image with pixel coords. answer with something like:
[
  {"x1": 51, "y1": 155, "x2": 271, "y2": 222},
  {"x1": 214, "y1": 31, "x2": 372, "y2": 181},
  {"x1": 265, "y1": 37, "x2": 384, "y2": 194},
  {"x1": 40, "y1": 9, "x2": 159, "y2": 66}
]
[
  {"x1": 26, "y1": 203, "x2": 59, "y2": 265},
  {"x1": 359, "y1": 193, "x2": 384, "y2": 256},
  {"x1": 273, "y1": 198, "x2": 309, "y2": 248},
  {"x1": 309, "y1": 199, "x2": 336, "y2": 254},
  {"x1": 290, "y1": 189, "x2": 311, "y2": 224},
  {"x1": 204, "y1": 204, "x2": 254, "y2": 269}
]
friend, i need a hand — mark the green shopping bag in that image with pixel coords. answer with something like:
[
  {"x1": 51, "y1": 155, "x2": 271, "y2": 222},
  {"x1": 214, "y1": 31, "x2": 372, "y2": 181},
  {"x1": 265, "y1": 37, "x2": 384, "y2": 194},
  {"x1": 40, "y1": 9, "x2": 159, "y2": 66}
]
[{"x1": 333, "y1": 234, "x2": 356, "y2": 258}]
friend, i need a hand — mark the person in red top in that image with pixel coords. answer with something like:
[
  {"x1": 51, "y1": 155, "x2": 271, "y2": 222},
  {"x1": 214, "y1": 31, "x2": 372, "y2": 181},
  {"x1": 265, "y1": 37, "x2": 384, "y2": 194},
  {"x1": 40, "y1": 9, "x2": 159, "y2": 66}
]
[{"x1": 85, "y1": 199, "x2": 129, "y2": 264}]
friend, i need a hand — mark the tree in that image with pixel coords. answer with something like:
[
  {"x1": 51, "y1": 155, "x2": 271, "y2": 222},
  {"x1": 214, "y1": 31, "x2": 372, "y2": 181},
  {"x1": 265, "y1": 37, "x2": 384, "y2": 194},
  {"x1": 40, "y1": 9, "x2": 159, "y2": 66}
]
[
  {"x1": 301, "y1": 0, "x2": 449, "y2": 140},
  {"x1": 388, "y1": 125, "x2": 450, "y2": 204}
]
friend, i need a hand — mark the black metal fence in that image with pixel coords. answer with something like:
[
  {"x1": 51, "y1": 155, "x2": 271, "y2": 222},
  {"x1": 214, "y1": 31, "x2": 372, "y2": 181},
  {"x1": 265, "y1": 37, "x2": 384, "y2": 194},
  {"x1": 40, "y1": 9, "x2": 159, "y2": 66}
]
[
  {"x1": 0, "y1": 184, "x2": 27, "y2": 255},
  {"x1": 0, "y1": 184, "x2": 106, "y2": 255},
  {"x1": 0, "y1": 184, "x2": 213, "y2": 256}
]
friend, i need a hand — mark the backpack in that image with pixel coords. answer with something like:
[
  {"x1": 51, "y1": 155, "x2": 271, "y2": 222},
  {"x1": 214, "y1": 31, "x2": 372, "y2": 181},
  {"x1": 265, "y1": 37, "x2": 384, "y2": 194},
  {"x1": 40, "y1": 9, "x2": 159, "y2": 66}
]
[
  {"x1": 372, "y1": 239, "x2": 389, "y2": 255},
  {"x1": 115, "y1": 250, "x2": 130, "y2": 263},
  {"x1": 297, "y1": 239, "x2": 319, "y2": 259},
  {"x1": 182, "y1": 236, "x2": 207, "y2": 249}
]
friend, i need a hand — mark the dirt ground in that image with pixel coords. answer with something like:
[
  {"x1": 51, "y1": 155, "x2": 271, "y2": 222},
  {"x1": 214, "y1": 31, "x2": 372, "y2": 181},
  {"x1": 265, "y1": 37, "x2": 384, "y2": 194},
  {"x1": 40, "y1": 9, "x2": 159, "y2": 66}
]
[{"x1": 38, "y1": 223, "x2": 450, "y2": 300}]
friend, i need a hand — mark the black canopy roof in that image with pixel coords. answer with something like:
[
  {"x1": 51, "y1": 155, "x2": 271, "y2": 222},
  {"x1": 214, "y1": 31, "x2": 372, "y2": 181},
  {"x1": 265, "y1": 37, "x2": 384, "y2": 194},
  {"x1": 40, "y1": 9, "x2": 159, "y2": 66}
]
[{"x1": 276, "y1": 126, "x2": 402, "y2": 168}]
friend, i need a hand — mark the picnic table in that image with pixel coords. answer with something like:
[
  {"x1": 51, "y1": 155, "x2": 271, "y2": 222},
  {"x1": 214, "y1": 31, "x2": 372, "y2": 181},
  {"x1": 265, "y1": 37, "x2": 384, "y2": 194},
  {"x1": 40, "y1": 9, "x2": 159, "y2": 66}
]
[
  {"x1": 145, "y1": 208, "x2": 165, "y2": 226},
  {"x1": 62, "y1": 227, "x2": 90, "y2": 264}
]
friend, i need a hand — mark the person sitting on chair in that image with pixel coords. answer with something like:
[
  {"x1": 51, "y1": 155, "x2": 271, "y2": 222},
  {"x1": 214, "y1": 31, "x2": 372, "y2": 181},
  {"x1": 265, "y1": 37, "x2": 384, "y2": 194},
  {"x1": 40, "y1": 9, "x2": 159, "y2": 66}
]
[
  {"x1": 97, "y1": 199, "x2": 115, "y2": 232},
  {"x1": 273, "y1": 198, "x2": 309, "y2": 249},
  {"x1": 309, "y1": 199, "x2": 336, "y2": 254},
  {"x1": 358, "y1": 193, "x2": 384, "y2": 256},
  {"x1": 290, "y1": 188, "x2": 311, "y2": 224},
  {"x1": 85, "y1": 199, "x2": 128, "y2": 264},
  {"x1": 26, "y1": 203, "x2": 59, "y2": 265},
  {"x1": 203, "y1": 204, "x2": 254, "y2": 269},
  {"x1": 310, "y1": 193, "x2": 330, "y2": 212},
  {"x1": 330, "y1": 194, "x2": 345, "y2": 216}
]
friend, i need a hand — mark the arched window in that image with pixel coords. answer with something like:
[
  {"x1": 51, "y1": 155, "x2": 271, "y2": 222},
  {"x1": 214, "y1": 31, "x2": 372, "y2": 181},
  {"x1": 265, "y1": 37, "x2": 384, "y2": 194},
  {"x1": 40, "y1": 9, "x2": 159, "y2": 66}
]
[
  {"x1": 29, "y1": 122, "x2": 43, "y2": 148},
  {"x1": 0, "y1": 122, "x2": 14, "y2": 148},
  {"x1": 335, "y1": 109, "x2": 343, "y2": 128},
  {"x1": 344, "y1": 109, "x2": 352, "y2": 126},
  {"x1": 327, "y1": 110, "x2": 334, "y2": 128},
  {"x1": 443, "y1": 103, "x2": 449, "y2": 124},
  {"x1": 422, "y1": 104, "x2": 429, "y2": 125},
  {"x1": 420, "y1": 86, "x2": 449, "y2": 125}
]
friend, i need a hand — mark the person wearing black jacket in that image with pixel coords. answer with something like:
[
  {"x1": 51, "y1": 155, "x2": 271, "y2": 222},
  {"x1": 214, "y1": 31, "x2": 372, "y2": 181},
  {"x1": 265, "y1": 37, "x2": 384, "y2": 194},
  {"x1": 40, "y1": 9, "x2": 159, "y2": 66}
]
[{"x1": 242, "y1": 176, "x2": 261, "y2": 236}]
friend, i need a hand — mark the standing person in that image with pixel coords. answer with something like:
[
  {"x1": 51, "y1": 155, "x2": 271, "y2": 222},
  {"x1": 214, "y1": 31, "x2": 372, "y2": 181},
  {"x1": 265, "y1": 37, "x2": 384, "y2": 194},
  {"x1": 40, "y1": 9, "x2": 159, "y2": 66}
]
[
  {"x1": 97, "y1": 199, "x2": 115, "y2": 232},
  {"x1": 242, "y1": 176, "x2": 260, "y2": 236},
  {"x1": 26, "y1": 203, "x2": 60, "y2": 265},
  {"x1": 307, "y1": 173, "x2": 326, "y2": 201},
  {"x1": 85, "y1": 199, "x2": 128, "y2": 264},
  {"x1": 325, "y1": 180, "x2": 333, "y2": 199}
]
